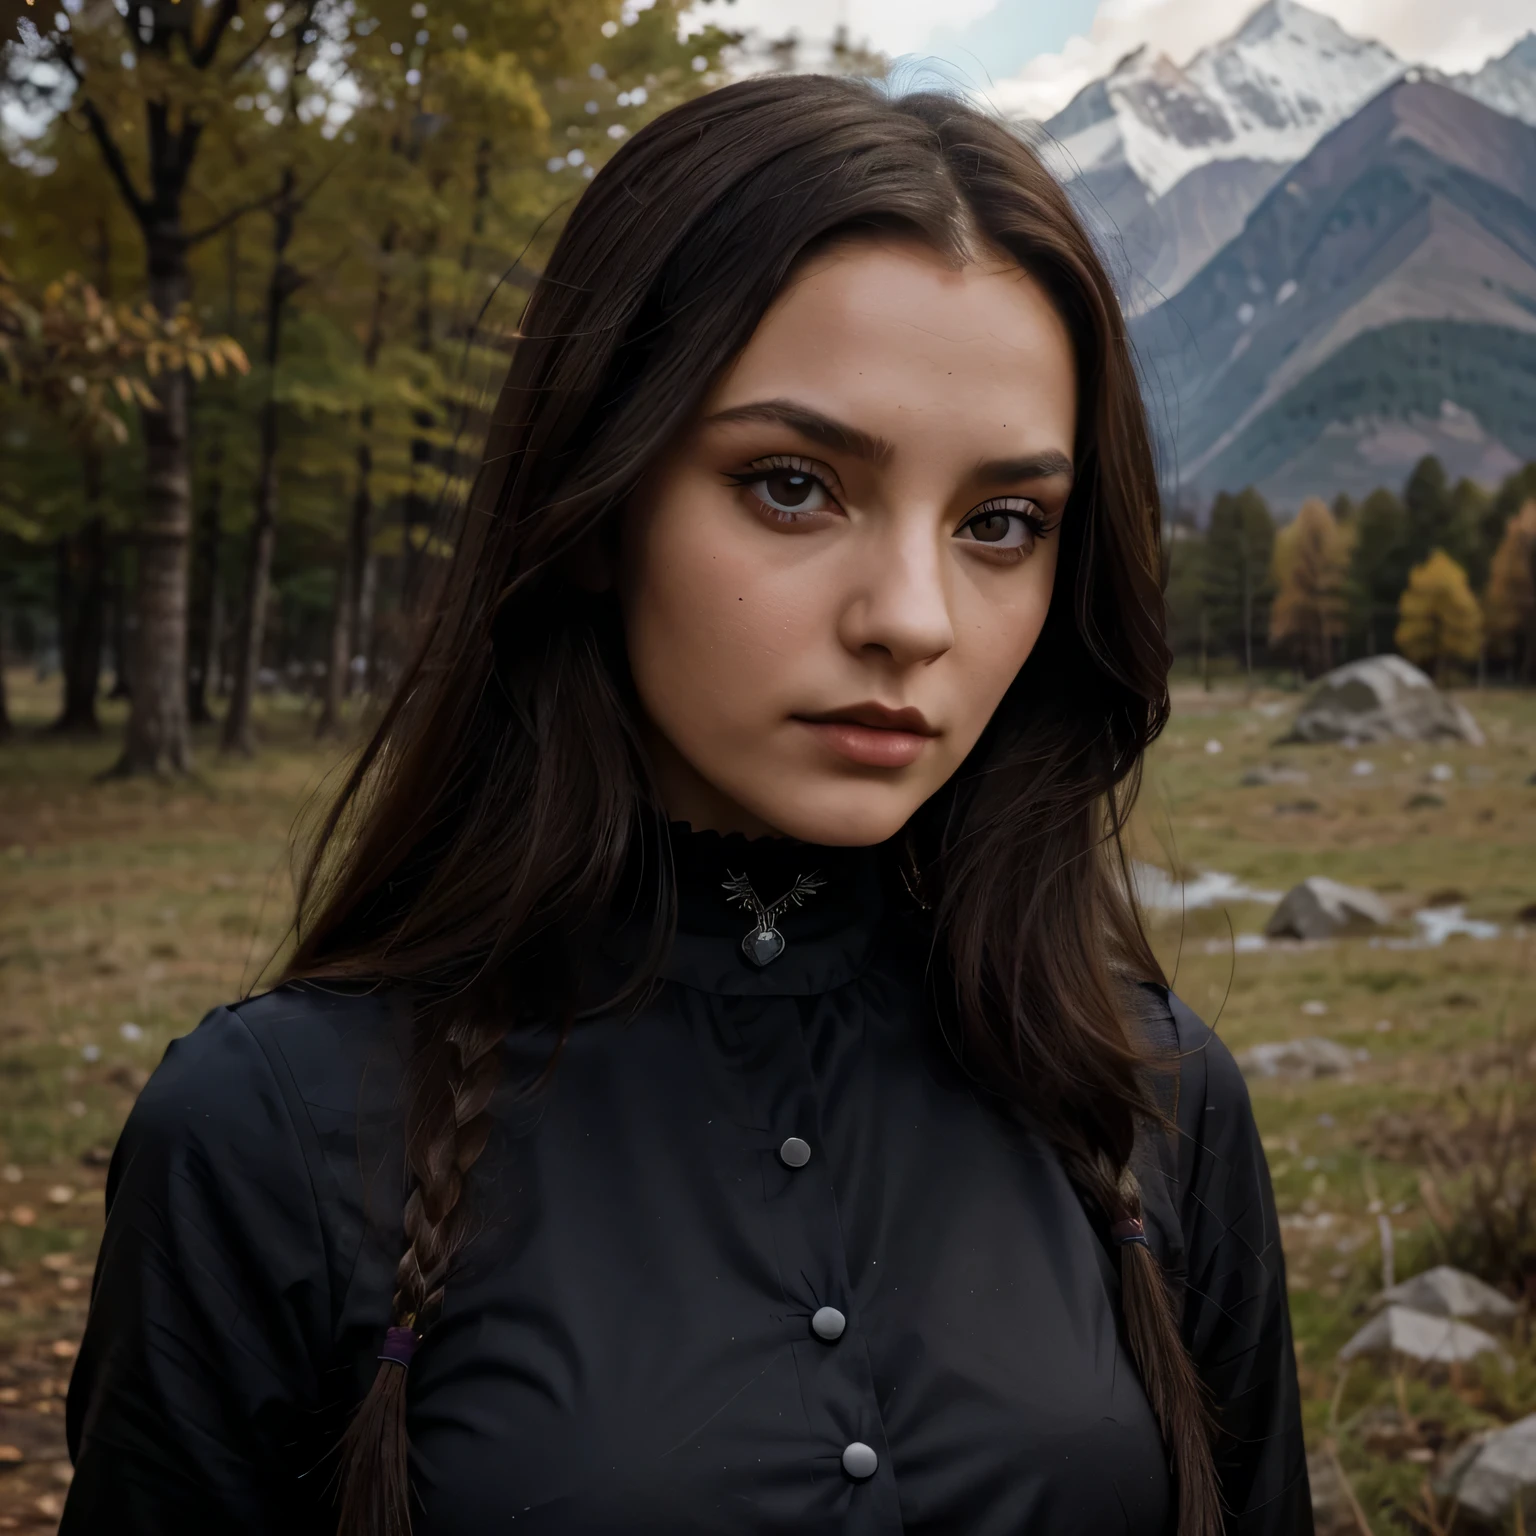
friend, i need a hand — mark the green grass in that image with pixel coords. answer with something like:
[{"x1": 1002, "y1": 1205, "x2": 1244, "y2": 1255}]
[{"x1": 1, "y1": 670, "x2": 1534, "y2": 1531}]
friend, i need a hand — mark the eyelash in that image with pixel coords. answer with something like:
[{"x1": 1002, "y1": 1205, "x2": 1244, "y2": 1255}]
[
  {"x1": 724, "y1": 456, "x2": 1055, "y2": 555},
  {"x1": 724, "y1": 455, "x2": 837, "y2": 522}
]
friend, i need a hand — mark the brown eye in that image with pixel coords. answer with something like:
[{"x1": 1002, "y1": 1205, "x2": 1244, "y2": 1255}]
[
  {"x1": 956, "y1": 501, "x2": 1046, "y2": 553},
  {"x1": 968, "y1": 512, "x2": 1012, "y2": 544},
  {"x1": 760, "y1": 470, "x2": 819, "y2": 510}
]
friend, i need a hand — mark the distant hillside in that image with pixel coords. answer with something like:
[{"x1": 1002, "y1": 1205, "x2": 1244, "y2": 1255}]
[{"x1": 1129, "y1": 79, "x2": 1536, "y2": 510}]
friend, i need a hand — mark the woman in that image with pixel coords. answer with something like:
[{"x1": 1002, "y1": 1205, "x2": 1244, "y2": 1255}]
[{"x1": 63, "y1": 76, "x2": 1309, "y2": 1535}]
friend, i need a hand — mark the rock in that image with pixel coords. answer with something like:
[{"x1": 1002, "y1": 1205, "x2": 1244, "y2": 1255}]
[
  {"x1": 1337, "y1": 1304, "x2": 1506, "y2": 1366},
  {"x1": 1237, "y1": 1037, "x2": 1357, "y2": 1079},
  {"x1": 1436, "y1": 1413, "x2": 1536, "y2": 1523},
  {"x1": 1279, "y1": 655, "x2": 1484, "y2": 746},
  {"x1": 1241, "y1": 764, "x2": 1310, "y2": 786},
  {"x1": 1264, "y1": 877, "x2": 1393, "y2": 940},
  {"x1": 1376, "y1": 1266, "x2": 1519, "y2": 1328}
]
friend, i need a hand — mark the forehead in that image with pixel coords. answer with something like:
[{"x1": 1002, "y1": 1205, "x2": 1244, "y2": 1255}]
[{"x1": 706, "y1": 237, "x2": 1078, "y2": 460}]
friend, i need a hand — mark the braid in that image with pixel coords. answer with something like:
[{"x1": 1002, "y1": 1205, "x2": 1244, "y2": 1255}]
[
  {"x1": 335, "y1": 1006, "x2": 509, "y2": 1536},
  {"x1": 1072, "y1": 1150, "x2": 1221, "y2": 1536}
]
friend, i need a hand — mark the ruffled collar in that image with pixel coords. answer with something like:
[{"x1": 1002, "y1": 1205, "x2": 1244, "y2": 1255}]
[{"x1": 618, "y1": 821, "x2": 895, "y2": 998}]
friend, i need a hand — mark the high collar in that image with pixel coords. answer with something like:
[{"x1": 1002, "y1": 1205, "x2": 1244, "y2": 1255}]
[{"x1": 648, "y1": 822, "x2": 891, "y2": 997}]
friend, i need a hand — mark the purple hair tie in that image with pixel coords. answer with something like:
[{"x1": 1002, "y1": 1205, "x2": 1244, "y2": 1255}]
[
  {"x1": 378, "y1": 1325, "x2": 420, "y2": 1368},
  {"x1": 1111, "y1": 1216, "x2": 1149, "y2": 1248}
]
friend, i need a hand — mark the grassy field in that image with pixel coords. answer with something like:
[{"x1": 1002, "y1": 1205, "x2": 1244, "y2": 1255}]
[{"x1": 0, "y1": 668, "x2": 1533, "y2": 1530}]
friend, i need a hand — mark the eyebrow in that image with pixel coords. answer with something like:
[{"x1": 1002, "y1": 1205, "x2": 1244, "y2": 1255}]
[
  {"x1": 974, "y1": 449, "x2": 1075, "y2": 486},
  {"x1": 703, "y1": 397, "x2": 1074, "y2": 487},
  {"x1": 702, "y1": 399, "x2": 895, "y2": 465}
]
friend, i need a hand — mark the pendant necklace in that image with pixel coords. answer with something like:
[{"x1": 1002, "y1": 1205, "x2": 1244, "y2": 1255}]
[{"x1": 722, "y1": 870, "x2": 826, "y2": 967}]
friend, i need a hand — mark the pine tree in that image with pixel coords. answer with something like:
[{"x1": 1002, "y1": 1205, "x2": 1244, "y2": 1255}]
[
  {"x1": 1270, "y1": 497, "x2": 1347, "y2": 678},
  {"x1": 1347, "y1": 486, "x2": 1409, "y2": 655},
  {"x1": 1396, "y1": 550, "x2": 1482, "y2": 683},
  {"x1": 1484, "y1": 500, "x2": 1536, "y2": 678},
  {"x1": 1200, "y1": 486, "x2": 1273, "y2": 671}
]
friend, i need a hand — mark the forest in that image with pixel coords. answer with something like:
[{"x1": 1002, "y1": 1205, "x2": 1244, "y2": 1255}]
[
  {"x1": 1165, "y1": 455, "x2": 1536, "y2": 686},
  {"x1": 0, "y1": 0, "x2": 733, "y2": 770}
]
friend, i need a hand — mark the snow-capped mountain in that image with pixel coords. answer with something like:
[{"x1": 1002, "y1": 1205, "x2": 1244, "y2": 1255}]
[
  {"x1": 1450, "y1": 31, "x2": 1536, "y2": 128},
  {"x1": 1041, "y1": 0, "x2": 1402, "y2": 201}
]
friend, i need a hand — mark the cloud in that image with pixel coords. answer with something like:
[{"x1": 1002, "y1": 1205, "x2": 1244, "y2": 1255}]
[{"x1": 973, "y1": 0, "x2": 1536, "y2": 120}]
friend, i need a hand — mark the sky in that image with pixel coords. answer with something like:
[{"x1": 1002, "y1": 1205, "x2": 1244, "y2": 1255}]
[{"x1": 695, "y1": 0, "x2": 1536, "y2": 118}]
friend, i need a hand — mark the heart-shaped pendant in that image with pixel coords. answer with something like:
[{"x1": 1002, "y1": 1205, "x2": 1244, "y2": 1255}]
[
  {"x1": 722, "y1": 869, "x2": 825, "y2": 970},
  {"x1": 744, "y1": 927, "x2": 786, "y2": 967}
]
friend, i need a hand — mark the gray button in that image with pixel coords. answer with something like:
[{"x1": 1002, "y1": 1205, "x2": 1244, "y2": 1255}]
[
  {"x1": 778, "y1": 1136, "x2": 811, "y2": 1168},
  {"x1": 811, "y1": 1306, "x2": 846, "y2": 1341},
  {"x1": 842, "y1": 1441, "x2": 878, "y2": 1480}
]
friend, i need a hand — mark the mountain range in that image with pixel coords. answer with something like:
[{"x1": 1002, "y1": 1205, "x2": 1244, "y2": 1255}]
[{"x1": 1032, "y1": 1, "x2": 1536, "y2": 510}]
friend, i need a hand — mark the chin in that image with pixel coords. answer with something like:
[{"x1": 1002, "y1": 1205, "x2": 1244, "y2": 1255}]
[{"x1": 750, "y1": 781, "x2": 922, "y2": 848}]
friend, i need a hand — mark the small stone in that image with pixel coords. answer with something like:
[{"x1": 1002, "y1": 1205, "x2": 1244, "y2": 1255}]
[
  {"x1": 1264, "y1": 877, "x2": 1392, "y2": 940},
  {"x1": 1338, "y1": 1304, "x2": 1504, "y2": 1366},
  {"x1": 47, "y1": 1185, "x2": 74, "y2": 1206},
  {"x1": 118, "y1": 1022, "x2": 143, "y2": 1042},
  {"x1": 8, "y1": 1207, "x2": 35, "y2": 1228},
  {"x1": 1241, "y1": 764, "x2": 1310, "y2": 787},
  {"x1": 1377, "y1": 1266, "x2": 1519, "y2": 1328},
  {"x1": 1237, "y1": 1039, "x2": 1355, "y2": 1080},
  {"x1": 1436, "y1": 1412, "x2": 1536, "y2": 1522},
  {"x1": 49, "y1": 1339, "x2": 77, "y2": 1360},
  {"x1": 1, "y1": 1166, "x2": 20, "y2": 1184},
  {"x1": 1300, "y1": 999, "x2": 1328, "y2": 1016},
  {"x1": 0, "y1": 1446, "x2": 22, "y2": 1463}
]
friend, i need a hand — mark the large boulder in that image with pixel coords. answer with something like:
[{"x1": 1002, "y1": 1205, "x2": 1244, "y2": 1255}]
[
  {"x1": 1280, "y1": 655, "x2": 1484, "y2": 746},
  {"x1": 1264, "y1": 877, "x2": 1393, "y2": 940},
  {"x1": 1437, "y1": 1413, "x2": 1536, "y2": 1524},
  {"x1": 1377, "y1": 1267, "x2": 1520, "y2": 1330},
  {"x1": 1337, "y1": 1305, "x2": 1505, "y2": 1367}
]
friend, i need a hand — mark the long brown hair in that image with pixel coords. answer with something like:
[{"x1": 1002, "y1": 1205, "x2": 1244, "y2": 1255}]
[{"x1": 281, "y1": 74, "x2": 1217, "y2": 1536}]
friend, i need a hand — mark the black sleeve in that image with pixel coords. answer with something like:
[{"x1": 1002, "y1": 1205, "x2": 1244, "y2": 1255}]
[
  {"x1": 62, "y1": 1005, "x2": 338, "y2": 1535},
  {"x1": 1170, "y1": 994, "x2": 1313, "y2": 1536}
]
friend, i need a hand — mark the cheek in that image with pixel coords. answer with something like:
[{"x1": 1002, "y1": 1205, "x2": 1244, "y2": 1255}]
[
  {"x1": 948, "y1": 547, "x2": 1059, "y2": 736},
  {"x1": 620, "y1": 487, "x2": 816, "y2": 734}
]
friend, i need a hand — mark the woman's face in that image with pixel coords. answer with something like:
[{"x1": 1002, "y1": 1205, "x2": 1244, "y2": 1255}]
[{"x1": 618, "y1": 236, "x2": 1077, "y2": 846}]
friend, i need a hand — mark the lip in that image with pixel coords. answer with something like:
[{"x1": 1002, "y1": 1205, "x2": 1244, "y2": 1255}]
[{"x1": 793, "y1": 702, "x2": 939, "y2": 770}]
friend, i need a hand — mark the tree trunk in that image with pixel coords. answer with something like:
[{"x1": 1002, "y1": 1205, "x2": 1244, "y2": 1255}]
[
  {"x1": 316, "y1": 439, "x2": 374, "y2": 737},
  {"x1": 52, "y1": 494, "x2": 108, "y2": 734},
  {"x1": 222, "y1": 170, "x2": 297, "y2": 757},
  {"x1": 0, "y1": 604, "x2": 11, "y2": 741},
  {"x1": 401, "y1": 230, "x2": 439, "y2": 619},
  {"x1": 187, "y1": 444, "x2": 224, "y2": 724},
  {"x1": 115, "y1": 227, "x2": 194, "y2": 775},
  {"x1": 106, "y1": 539, "x2": 133, "y2": 700}
]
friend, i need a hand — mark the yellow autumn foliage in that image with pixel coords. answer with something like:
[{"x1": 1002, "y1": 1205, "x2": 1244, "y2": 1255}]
[{"x1": 1396, "y1": 549, "x2": 1482, "y2": 675}]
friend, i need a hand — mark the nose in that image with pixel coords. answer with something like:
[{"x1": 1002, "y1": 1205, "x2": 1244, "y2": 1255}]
[{"x1": 835, "y1": 515, "x2": 955, "y2": 668}]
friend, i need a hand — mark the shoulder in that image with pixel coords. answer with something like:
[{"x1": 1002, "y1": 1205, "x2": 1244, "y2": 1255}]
[
  {"x1": 122, "y1": 980, "x2": 407, "y2": 1180},
  {"x1": 1133, "y1": 982, "x2": 1251, "y2": 1148}
]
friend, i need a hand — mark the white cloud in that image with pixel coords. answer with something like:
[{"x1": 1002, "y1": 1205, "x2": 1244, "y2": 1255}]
[
  {"x1": 694, "y1": 0, "x2": 1536, "y2": 121},
  {"x1": 979, "y1": 0, "x2": 1536, "y2": 120}
]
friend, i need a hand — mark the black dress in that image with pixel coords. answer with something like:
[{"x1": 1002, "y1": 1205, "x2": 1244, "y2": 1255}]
[{"x1": 62, "y1": 828, "x2": 1310, "y2": 1535}]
